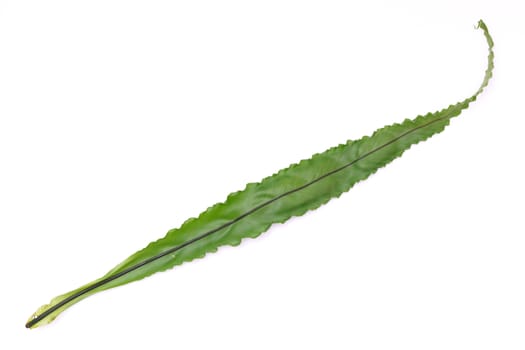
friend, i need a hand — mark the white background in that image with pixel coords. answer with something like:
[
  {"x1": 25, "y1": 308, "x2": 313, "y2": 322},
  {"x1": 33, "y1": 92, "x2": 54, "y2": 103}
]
[{"x1": 1, "y1": 1, "x2": 524, "y2": 349}]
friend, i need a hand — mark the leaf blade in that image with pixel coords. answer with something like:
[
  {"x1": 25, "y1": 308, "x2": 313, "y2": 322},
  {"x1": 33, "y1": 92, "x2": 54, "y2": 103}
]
[{"x1": 26, "y1": 20, "x2": 494, "y2": 329}]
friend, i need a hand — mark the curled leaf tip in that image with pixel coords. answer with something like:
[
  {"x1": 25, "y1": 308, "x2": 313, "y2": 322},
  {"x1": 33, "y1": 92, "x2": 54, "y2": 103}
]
[{"x1": 477, "y1": 19, "x2": 486, "y2": 29}]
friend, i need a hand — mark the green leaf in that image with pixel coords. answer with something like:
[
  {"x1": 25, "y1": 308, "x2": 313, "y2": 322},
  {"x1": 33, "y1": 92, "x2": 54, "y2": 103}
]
[{"x1": 26, "y1": 20, "x2": 494, "y2": 329}]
